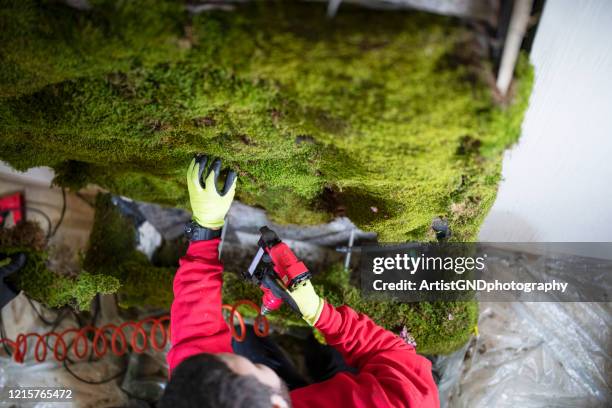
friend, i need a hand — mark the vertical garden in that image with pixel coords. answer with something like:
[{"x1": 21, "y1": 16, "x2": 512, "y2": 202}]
[{"x1": 0, "y1": 0, "x2": 532, "y2": 354}]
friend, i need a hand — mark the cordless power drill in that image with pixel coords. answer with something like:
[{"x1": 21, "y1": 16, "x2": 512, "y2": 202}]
[{"x1": 245, "y1": 226, "x2": 311, "y2": 315}]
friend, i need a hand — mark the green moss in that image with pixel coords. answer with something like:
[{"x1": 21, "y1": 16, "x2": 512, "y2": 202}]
[
  {"x1": 48, "y1": 271, "x2": 120, "y2": 310},
  {"x1": 0, "y1": 0, "x2": 533, "y2": 354},
  {"x1": 3, "y1": 196, "x2": 173, "y2": 310},
  {"x1": 0, "y1": 221, "x2": 120, "y2": 310},
  {"x1": 0, "y1": 0, "x2": 187, "y2": 98},
  {"x1": 83, "y1": 194, "x2": 175, "y2": 308},
  {"x1": 0, "y1": 0, "x2": 533, "y2": 241}
]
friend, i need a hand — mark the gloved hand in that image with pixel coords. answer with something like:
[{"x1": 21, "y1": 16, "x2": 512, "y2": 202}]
[
  {"x1": 286, "y1": 280, "x2": 324, "y2": 326},
  {"x1": 187, "y1": 155, "x2": 237, "y2": 229}
]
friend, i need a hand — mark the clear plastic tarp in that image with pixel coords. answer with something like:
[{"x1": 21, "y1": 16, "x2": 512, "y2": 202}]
[{"x1": 436, "y1": 301, "x2": 612, "y2": 407}]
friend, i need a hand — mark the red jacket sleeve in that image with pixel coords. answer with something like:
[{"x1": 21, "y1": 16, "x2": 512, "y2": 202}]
[
  {"x1": 167, "y1": 239, "x2": 232, "y2": 373},
  {"x1": 290, "y1": 302, "x2": 439, "y2": 408}
]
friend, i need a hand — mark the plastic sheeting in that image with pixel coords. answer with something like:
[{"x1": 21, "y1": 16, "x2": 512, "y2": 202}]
[
  {"x1": 436, "y1": 301, "x2": 612, "y2": 407},
  {"x1": 124, "y1": 198, "x2": 376, "y2": 275}
]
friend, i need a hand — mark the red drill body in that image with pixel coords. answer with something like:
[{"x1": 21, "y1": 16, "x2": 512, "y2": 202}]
[
  {"x1": 266, "y1": 242, "x2": 309, "y2": 288},
  {"x1": 247, "y1": 227, "x2": 311, "y2": 315}
]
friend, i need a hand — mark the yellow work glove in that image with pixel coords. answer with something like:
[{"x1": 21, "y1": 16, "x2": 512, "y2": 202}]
[
  {"x1": 187, "y1": 155, "x2": 237, "y2": 229},
  {"x1": 287, "y1": 280, "x2": 324, "y2": 326}
]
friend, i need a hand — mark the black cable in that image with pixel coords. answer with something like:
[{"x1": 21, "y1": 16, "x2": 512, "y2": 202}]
[
  {"x1": 0, "y1": 297, "x2": 68, "y2": 357},
  {"x1": 49, "y1": 188, "x2": 66, "y2": 238},
  {"x1": 26, "y1": 296, "x2": 68, "y2": 326},
  {"x1": 1, "y1": 295, "x2": 143, "y2": 403},
  {"x1": 2, "y1": 188, "x2": 132, "y2": 388},
  {"x1": 2, "y1": 188, "x2": 65, "y2": 239},
  {"x1": 10, "y1": 294, "x2": 166, "y2": 396},
  {"x1": 58, "y1": 295, "x2": 130, "y2": 386},
  {"x1": 10, "y1": 295, "x2": 130, "y2": 386},
  {"x1": 3, "y1": 206, "x2": 55, "y2": 239},
  {"x1": 87, "y1": 295, "x2": 101, "y2": 363},
  {"x1": 27, "y1": 297, "x2": 76, "y2": 366},
  {"x1": 18, "y1": 206, "x2": 53, "y2": 237},
  {"x1": 61, "y1": 295, "x2": 129, "y2": 385}
]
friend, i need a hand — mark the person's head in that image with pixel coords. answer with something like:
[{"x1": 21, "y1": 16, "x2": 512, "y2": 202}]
[{"x1": 160, "y1": 353, "x2": 291, "y2": 408}]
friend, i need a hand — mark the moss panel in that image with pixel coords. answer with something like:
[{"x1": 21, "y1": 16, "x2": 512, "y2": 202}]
[
  {"x1": 0, "y1": 0, "x2": 533, "y2": 241},
  {"x1": 0, "y1": 1, "x2": 534, "y2": 354}
]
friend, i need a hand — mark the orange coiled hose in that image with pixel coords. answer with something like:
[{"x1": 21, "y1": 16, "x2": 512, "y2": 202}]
[
  {"x1": 223, "y1": 299, "x2": 270, "y2": 342},
  {"x1": 0, "y1": 301, "x2": 269, "y2": 363}
]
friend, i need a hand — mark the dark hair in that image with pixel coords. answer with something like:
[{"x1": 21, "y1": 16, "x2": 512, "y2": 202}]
[{"x1": 159, "y1": 353, "x2": 279, "y2": 408}]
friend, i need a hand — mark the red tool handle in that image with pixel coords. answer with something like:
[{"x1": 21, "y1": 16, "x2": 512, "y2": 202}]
[
  {"x1": 254, "y1": 226, "x2": 311, "y2": 315},
  {"x1": 266, "y1": 242, "x2": 309, "y2": 288}
]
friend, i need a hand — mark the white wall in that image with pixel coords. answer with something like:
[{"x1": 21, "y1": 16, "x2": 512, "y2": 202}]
[{"x1": 479, "y1": 0, "x2": 612, "y2": 243}]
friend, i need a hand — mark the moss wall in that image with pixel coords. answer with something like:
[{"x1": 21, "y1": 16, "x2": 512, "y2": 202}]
[
  {"x1": 0, "y1": 0, "x2": 533, "y2": 354},
  {"x1": 83, "y1": 194, "x2": 176, "y2": 308},
  {"x1": 0, "y1": 0, "x2": 533, "y2": 241}
]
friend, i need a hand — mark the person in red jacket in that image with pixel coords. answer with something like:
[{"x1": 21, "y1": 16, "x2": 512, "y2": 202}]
[{"x1": 159, "y1": 156, "x2": 439, "y2": 408}]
